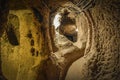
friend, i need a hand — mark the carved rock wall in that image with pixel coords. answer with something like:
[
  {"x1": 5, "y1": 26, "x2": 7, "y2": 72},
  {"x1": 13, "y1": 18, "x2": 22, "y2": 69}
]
[
  {"x1": 1, "y1": 10, "x2": 44, "y2": 80},
  {"x1": 66, "y1": 0, "x2": 120, "y2": 80}
]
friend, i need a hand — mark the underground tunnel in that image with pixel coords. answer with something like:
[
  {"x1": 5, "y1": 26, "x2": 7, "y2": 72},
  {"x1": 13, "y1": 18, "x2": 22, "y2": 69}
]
[{"x1": 0, "y1": 0, "x2": 120, "y2": 80}]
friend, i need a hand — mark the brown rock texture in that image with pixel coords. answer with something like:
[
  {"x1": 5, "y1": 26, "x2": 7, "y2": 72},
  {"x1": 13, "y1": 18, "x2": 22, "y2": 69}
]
[
  {"x1": 0, "y1": 0, "x2": 120, "y2": 80},
  {"x1": 66, "y1": 0, "x2": 120, "y2": 80}
]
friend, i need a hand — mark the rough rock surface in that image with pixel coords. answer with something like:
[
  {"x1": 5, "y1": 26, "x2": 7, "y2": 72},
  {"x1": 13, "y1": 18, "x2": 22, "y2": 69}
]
[
  {"x1": 1, "y1": 10, "x2": 44, "y2": 80},
  {"x1": 0, "y1": 0, "x2": 120, "y2": 80},
  {"x1": 66, "y1": 0, "x2": 120, "y2": 80}
]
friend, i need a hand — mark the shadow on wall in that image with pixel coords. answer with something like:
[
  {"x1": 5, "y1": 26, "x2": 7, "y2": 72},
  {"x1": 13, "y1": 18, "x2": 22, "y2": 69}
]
[{"x1": 6, "y1": 14, "x2": 20, "y2": 46}]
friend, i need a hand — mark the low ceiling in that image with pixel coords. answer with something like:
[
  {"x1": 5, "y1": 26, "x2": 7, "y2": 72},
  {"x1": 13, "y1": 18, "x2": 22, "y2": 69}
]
[
  {"x1": 8, "y1": 0, "x2": 85, "y2": 10},
  {"x1": 9, "y1": 0, "x2": 69, "y2": 10},
  {"x1": 9, "y1": 0, "x2": 95, "y2": 16}
]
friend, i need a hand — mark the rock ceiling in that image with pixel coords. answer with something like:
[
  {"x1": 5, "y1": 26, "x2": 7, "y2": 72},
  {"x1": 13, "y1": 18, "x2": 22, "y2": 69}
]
[{"x1": 9, "y1": 0, "x2": 95, "y2": 13}]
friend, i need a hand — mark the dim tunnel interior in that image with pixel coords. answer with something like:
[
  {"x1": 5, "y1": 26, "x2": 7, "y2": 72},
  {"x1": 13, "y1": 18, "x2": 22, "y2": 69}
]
[
  {"x1": 52, "y1": 9, "x2": 78, "y2": 42},
  {"x1": 0, "y1": 0, "x2": 120, "y2": 80}
]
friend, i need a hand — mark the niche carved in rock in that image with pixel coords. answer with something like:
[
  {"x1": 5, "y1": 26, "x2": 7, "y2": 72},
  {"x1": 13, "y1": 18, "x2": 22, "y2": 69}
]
[{"x1": 6, "y1": 14, "x2": 20, "y2": 46}]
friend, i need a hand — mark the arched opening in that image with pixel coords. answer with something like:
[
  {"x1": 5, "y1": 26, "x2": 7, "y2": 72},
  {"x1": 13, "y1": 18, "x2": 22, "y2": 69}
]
[
  {"x1": 52, "y1": 9, "x2": 78, "y2": 42},
  {"x1": 49, "y1": 3, "x2": 89, "y2": 79}
]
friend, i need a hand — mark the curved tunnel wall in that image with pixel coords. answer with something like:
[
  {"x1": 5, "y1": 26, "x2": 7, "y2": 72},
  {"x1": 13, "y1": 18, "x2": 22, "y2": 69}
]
[{"x1": 66, "y1": 0, "x2": 120, "y2": 80}]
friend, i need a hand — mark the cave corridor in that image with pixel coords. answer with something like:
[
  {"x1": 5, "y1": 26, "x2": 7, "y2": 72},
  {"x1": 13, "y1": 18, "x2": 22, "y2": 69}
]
[{"x1": 0, "y1": 0, "x2": 120, "y2": 80}]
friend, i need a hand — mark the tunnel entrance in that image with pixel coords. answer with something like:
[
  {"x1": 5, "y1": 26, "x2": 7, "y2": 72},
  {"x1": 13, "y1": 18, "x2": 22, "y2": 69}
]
[
  {"x1": 50, "y1": 5, "x2": 89, "y2": 80},
  {"x1": 52, "y1": 9, "x2": 78, "y2": 42}
]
